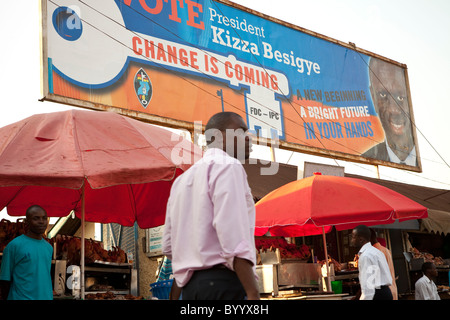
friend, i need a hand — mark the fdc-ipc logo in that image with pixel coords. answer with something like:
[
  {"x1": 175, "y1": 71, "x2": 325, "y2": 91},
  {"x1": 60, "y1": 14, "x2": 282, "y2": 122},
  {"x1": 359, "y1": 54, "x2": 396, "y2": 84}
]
[{"x1": 134, "y1": 68, "x2": 153, "y2": 109}]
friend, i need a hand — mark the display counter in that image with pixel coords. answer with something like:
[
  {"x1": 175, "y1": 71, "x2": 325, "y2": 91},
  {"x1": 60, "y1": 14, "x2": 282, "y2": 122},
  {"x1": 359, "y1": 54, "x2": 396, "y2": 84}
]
[
  {"x1": 334, "y1": 269, "x2": 360, "y2": 296},
  {"x1": 275, "y1": 293, "x2": 349, "y2": 300},
  {"x1": 257, "y1": 261, "x2": 322, "y2": 296},
  {"x1": 255, "y1": 236, "x2": 354, "y2": 298}
]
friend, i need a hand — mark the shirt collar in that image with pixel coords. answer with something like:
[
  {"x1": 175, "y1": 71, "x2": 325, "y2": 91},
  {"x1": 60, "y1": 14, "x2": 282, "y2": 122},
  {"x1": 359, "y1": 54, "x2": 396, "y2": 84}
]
[
  {"x1": 385, "y1": 141, "x2": 416, "y2": 166},
  {"x1": 423, "y1": 275, "x2": 432, "y2": 283},
  {"x1": 205, "y1": 147, "x2": 230, "y2": 158},
  {"x1": 359, "y1": 242, "x2": 372, "y2": 255},
  {"x1": 204, "y1": 147, "x2": 238, "y2": 165}
]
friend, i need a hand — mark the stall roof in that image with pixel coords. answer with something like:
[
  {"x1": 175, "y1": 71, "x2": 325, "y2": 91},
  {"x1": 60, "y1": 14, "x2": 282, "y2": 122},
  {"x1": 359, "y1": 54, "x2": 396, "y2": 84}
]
[
  {"x1": 48, "y1": 215, "x2": 81, "y2": 238},
  {"x1": 48, "y1": 160, "x2": 450, "y2": 234},
  {"x1": 344, "y1": 173, "x2": 450, "y2": 213},
  {"x1": 244, "y1": 160, "x2": 450, "y2": 234},
  {"x1": 243, "y1": 160, "x2": 299, "y2": 201},
  {"x1": 420, "y1": 209, "x2": 450, "y2": 235}
]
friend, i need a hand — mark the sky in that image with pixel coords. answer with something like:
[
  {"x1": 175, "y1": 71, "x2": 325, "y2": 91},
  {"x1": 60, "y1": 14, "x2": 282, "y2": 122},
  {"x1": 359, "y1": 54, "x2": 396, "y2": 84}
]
[{"x1": 1, "y1": 0, "x2": 450, "y2": 222}]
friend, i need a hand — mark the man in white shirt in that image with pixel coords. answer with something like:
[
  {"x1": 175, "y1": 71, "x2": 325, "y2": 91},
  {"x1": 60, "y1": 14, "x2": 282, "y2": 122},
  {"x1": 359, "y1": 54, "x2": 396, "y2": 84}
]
[
  {"x1": 415, "y1": 262, "x2": 440, "y2": 300},
  {"x1": 163, "y1": 112, "x2": 260, "y2": 300},
  {"x1": 370, "y1": 228, "x2": 398, "y2": 299},
  {"x1": 351, "y1": 225, "x2": 393, "y2": 300}
]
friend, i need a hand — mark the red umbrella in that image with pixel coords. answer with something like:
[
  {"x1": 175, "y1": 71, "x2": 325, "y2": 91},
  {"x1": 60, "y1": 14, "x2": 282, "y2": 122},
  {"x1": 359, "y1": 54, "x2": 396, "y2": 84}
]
[
  {"x1": 255, "y1": 173, "x2": 428, "y2": 237},
  {"x1": 0, "y1": 109, "x2": 202, "y2": 297},
  {"x1": 254, "y1": 173, "x2": 428, "y2": 291},
  {"x1": 0, "y1": 109, "x2": 202, "y2": 227}
]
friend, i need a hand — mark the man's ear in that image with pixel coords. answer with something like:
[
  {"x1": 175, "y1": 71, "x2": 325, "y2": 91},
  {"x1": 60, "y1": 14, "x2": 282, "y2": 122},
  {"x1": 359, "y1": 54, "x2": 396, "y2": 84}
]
[
  {"x1": 23, "y1": 218, "x2": 29, "y2": 231},
  {"x1": 205, "y1": 128, "x2": 224, "y2": 148}
]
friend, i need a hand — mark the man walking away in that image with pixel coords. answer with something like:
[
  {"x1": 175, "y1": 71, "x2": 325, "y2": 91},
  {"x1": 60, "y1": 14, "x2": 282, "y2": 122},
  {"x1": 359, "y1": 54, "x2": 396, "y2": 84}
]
[{"x1": 163, "y1": 112, "x2": 259, "y2": 300}]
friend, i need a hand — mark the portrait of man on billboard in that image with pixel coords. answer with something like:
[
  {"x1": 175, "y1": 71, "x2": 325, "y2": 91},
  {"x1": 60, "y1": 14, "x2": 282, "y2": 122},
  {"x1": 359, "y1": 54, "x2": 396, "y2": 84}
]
[{"x1": 362, "y1": 57, "x2": 417, "y2": 166}]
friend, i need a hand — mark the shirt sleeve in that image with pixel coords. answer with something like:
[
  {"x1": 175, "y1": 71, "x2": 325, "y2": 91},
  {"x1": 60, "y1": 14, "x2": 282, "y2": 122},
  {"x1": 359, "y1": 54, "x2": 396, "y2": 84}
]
[
  {"x1": 0, "y1": 243, "x2": 13, "y2": 282},
  {"x1": 209, "y1": 162, "x2": 255, "y2": 270},
  {"x1": 415, "y1": 279, "x2": 428, "y2": 300},
  {"x1": 358, "y1": 254, "x2": 376, "y2": 300},
  {"x1": 162, "y1": 196, "x2": 173, "y2": 261}
]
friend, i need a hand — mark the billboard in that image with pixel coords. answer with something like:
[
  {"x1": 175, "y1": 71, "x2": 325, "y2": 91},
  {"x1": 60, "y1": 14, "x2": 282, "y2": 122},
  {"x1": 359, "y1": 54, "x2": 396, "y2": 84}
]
[{"x1": 41, "y1": 0, "x2": 421, "y2": 171}]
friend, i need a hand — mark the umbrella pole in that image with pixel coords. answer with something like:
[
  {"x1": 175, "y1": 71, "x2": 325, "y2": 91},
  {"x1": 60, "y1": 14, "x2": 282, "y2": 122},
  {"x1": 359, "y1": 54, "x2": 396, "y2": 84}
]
[
  {"x1": 322, "y1": 226, "x2": 332, "y2": 292},
  {"x1": 81, "y1": 182, "x2": 85, "y2": 300}
]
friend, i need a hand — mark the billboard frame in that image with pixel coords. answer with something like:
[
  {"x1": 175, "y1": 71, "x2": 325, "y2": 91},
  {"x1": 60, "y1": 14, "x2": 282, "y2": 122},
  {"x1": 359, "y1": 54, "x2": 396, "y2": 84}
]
[{"x1": 40, "y1": 0, "x2": 422, "y2": 172}]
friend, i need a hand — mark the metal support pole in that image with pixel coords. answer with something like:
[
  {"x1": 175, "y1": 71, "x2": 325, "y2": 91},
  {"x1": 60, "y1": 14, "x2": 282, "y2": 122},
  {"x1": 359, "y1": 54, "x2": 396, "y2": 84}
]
[
  {"x1": 322, "y1": 226, "x2": 332, "y2": 292},
  {"x1": 81, "y1": 182, "x2": 85, "y2": 299}
]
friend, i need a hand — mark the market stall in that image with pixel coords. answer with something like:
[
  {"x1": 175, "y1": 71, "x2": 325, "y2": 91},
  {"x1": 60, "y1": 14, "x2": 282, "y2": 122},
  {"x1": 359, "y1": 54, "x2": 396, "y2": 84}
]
[
  {"x1": 0, "y1": 109, "x2": 201, "y2": 299},
  {"x1": 404, "y1": 231, "x2": 450, "y2": 299},
  {"x1": 254, "y1": 173, "x2": 428, "y2": 299},
  {"x1": 255, "y1": 237, "x2": 318, "y2": 296},
  {"x1": 0, "y1": 218, "x2": 139, "y2": 300},
  {"x1": 50, "y1": 234, "x2": 137, "y2": 299},
  {"x1": 254, "y1": 236, "x2": 354, "y2": 299}
]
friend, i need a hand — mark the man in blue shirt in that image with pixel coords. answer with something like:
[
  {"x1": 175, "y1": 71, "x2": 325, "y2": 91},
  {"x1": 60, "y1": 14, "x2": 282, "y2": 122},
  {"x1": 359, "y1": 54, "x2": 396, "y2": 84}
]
[{"x1": 0, "y1": 205, "x2": 53, "y2": 300}]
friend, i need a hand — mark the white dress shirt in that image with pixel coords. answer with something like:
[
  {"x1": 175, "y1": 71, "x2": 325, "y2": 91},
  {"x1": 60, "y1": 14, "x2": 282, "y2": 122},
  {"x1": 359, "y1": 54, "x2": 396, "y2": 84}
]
[
  {"x1": 162, "y1": 148, "x2": 257, "y2": 288},
  {"x1": 358, "y1": 242, "x2": 393, "y2": 300},
  {"x1": 415, "y1": 275, "x2": 441, "y2": 300}
]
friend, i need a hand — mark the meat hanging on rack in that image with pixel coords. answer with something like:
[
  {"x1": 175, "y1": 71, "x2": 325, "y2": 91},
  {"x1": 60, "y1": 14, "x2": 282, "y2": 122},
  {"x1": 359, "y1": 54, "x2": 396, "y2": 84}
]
[
  {"x1": 48, "y1": 235, "x2": 127, "y2": 265},
  {"x1": 1, "y1": 219, "x2": 128, "y2": 265},
  {"x1": 319, "y1": 255, "x2": 343, "y2": 272},
  {"x1": 0, "y1": 219, "x2": 27, "y2": 252},
  {"x1": 255, "y1": 237, "x2": 311, "y2": 260},
  {"x1": 412, "y1": 247, "x2": 446, "y2": 266}
]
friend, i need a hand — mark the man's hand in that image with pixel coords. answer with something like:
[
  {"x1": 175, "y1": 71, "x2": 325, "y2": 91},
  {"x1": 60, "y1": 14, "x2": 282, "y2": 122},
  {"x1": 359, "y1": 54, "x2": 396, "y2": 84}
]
[
  {"x1": 169, "y1": 279, "x2": 182, "y2": 300},
  {"x1": 0, "y1": 280, "x2": 11, "y2": 300},
  {"x1": 234, "y1": 257, "x2": 260, "y2": 300}
]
